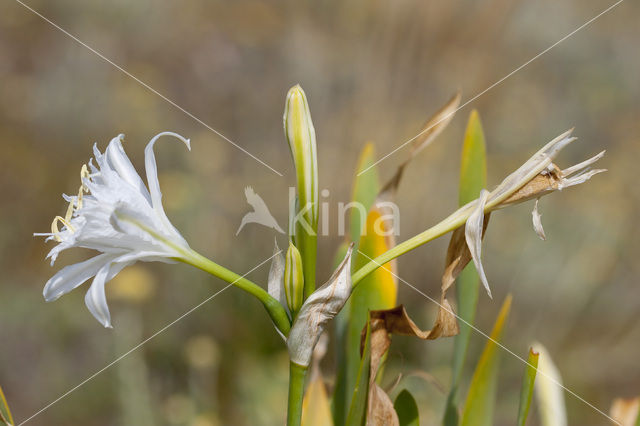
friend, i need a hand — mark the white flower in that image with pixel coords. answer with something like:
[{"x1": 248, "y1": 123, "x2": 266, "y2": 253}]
[{"x1": 35, "y1": 132, "x2": 192, "y2": 327}]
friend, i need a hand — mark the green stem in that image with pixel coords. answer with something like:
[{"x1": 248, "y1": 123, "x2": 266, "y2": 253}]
[
  {"x1": 183, "y1": 250, "x2": 291, "y2": 336},
  {"x1": 287, "y1": 361, "x2": 308, "y2": 426},
  {"x1": 352, "y1": 208, "x2": 468, "y2": 286},
  {"x1": 300, "y1": 232, "x2": 316, "y2": 298}
]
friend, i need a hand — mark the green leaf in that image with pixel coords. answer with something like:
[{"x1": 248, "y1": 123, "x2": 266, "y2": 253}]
[
  {"x1": 460, "y1": 295, "x2": 512, "y2": 426},
  {"x1": 444, "y1": 110, "x2": 487, "y2": 426},
  {"x1": 458, "y1": 110, "x2": 487, "y2": 206},
  {"x1": 345, "y1": 321, "x2": 372, "y2": 426},
  {"x1": 394, "y1": 389, "x2": 420, "y2": 426},
  {"x1": 332, "y1": 241, "x2": 352, "y2": 425},
  {"x1": 345, "y1": 209, "x2": 398, "y2": 414},
  {"x1": 331, "y1": 241, "x2": 351, "y2": 425},
  {"x1": 516, "y1": 348, "x2": 540, "y2": 426},
  {"x1": 350, "y1": 143, "x2": 380, "y2": 245},
  {"x1": 0, "y1": 383, "x2": 13, "y2": 426},
  {"x1": 333, "y1": 143, "x2": 382, "y2": 425}
]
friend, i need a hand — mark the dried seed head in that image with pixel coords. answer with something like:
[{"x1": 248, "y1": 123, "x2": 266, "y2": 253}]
[
  {"x1": 452, "y1": 130, "x2": 605, "y2": 298},
  {"x1": 499, "y1": 150, "x2": 606, "y2": 207}
]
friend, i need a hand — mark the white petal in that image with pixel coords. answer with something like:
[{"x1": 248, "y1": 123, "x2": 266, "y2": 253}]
[
  {"x1": 111, "y1": 251, "x2": 175, "y2": 265},
  {"x1": 488, "y1": 130, "x2": 576, "y2": 207},
  {"x1": 560, "y1": 168, "x2": 607, "y2": 189},
  {"x1": 465, "y1": 189, "x2": 491, "y2": 298},
  {"x1": 45, "y1": 239, "x2": 75, "y2": 265},
  {"x1": 561, "y1": 150, "x2": 605, "y2": 177},
  {"x1": 105, "y1": 134, "x2": 151, "y2": 202},
  {"x1": 110, "y1": 203, "x2": 189, "y2": 255},
  {"x1": 144, "y1": 132, "x2": 190, "y2": 234},
  {"x1": 267, "y1": 239, "x2": 288, "y2": 315},
  {"x1": 84, "y1": 262, "x2": 116, "y2": 328},
  {"x1": 532, "y1": 199, "x2": 546, "y2": 240},
  {"x1": 287, "y1": 244, "x2": 354, "y2": 366},
  {"x1": 43, "y1": 253, "x2": 115, "y2": 301}
]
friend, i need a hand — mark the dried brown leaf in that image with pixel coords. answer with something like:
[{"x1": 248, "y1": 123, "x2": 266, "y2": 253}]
[
  {"x1": 364, "y1": 315, "x2": 400, "y2": 426},
  {"x1": 409, "y1": 90, "x2": 462, "y2": 159},
  {"x1": 360, "y1": 301, "x2": 466, "y2": 426},
  {"x1": 376, "y1": 91, "x2": 461, "y2": 204}
]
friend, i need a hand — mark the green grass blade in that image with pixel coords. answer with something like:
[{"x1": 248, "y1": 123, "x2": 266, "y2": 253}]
[
  {"x1": 444, "y1": 110, "x2": 487, "y2": 426},
  {"x1": 345, "y1": 210, "x2": 397, "y2": 417},
  {"x1": 394, "y1": 389, "x2": 420, "y2": 426},
  {"x1": 350, "y1": 143, "x2": 380, "y2": 245},
  {"x1": 0, "y1": 383, "x2": 14, "y2": 426},
  {"x1": 460, "y1": 295, "x2": 512, "y2": 426},
  {"x1": 333, "y1": 144, "x2": 382, "y2": 425},
  {"x1": 345, "y1": 321, "x2": 372, "y2": 426},
  {"x1": 516, "y1": 348, "x2": 540, "y2": 426},
  {"x1": 332, "y1": 241, "x2": 352, "y2": 425},
  {"x1": 457, "y1": 110, "x2": 488, "y2": 206}
]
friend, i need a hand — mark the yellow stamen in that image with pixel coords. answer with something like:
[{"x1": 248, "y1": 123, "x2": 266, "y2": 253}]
[
  {"x1": 51, "y1": 216, "x2": 75, "y2": 242},
  {"x1": 80, "y1": 164, "x2": 90, "y2": 191},
  {"x1": 76, "y1": 184, "x2": 85, "y2": 210},
  {"x1": 64, "y1": 199, "x2": 75, "y2": 222}
]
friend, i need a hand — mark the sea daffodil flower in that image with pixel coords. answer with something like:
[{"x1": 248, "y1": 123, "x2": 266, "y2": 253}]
[{"x1": 36, "y1": 132, "x2": 192, "y2": 328}]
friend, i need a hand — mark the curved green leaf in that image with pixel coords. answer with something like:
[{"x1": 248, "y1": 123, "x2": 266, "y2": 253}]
[
  {"x1": 346, "y1": 321, "x2": 372, "y2": 426},
  {"x1": 0, "y1": 383, "x2": 13, "y2": 426},
  {"x1": 394, "y1": 389, "x2": 419, "y2": 426},
  {"x1": 350, "y1": 143, "x2": 380, "y2": 245},
  {"x1": 346, "y1": 209, "x2": 398, "y2": 413},
  {"x1": 458, "y1": 110, "x2": 488, "y2": 206},
  {"x1": 461, "y1": 295, "x2": 512, "y2": 426},
  {"x1": 445, "y1": 110, "x2": 488, "y2": 426},
  {"x1": 516, "y1": 348, "x2": 539, "y2": 426}
]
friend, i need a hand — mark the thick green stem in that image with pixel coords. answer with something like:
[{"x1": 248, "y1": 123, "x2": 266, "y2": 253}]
[
  {"x1": 287, "y1": 361, "x2": 308, "y2": 426},
  {"x1": 183, "y1": 250, "x2": 291, "y2": 336}
]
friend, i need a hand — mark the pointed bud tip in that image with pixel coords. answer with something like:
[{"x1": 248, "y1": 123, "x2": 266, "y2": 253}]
[{"x1": 287, "y1": 84, "x2": 307, "y2": 103}]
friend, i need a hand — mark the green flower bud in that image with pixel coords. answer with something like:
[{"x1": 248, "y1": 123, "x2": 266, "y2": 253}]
[
  {"x1": 284, "y1": 84, "x2": 318, "y2": 297},
  {"x1": 284, "y1": 242, "x2": 305, "y2": 316}
]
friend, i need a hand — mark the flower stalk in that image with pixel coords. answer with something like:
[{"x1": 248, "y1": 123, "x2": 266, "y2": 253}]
[
  {"x1": 287, "y1": 361, "x2": 308, "y2": 426},
  {"x1": 179, "y1": 249, "x2": 291, "y2": 336}
]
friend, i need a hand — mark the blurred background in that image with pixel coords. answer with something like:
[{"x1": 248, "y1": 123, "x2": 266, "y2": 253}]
[{"x1": 0, "y1": 0, "x2": 638, "y2": 424}]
